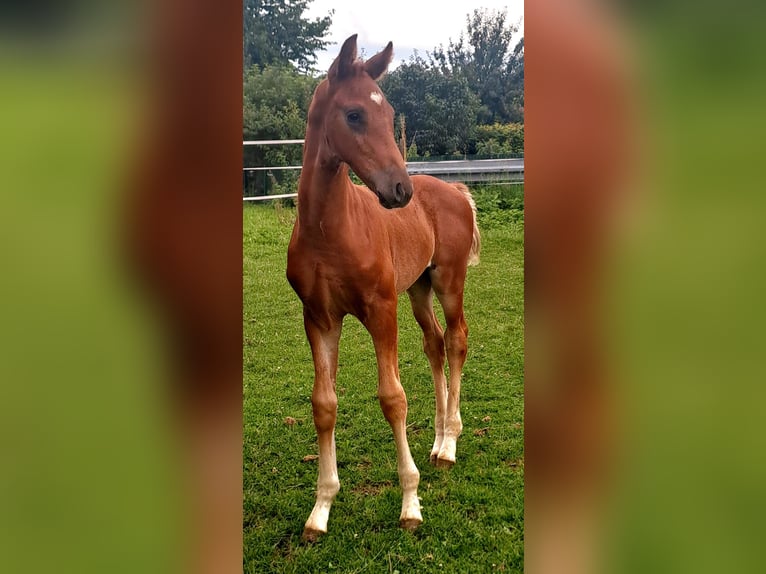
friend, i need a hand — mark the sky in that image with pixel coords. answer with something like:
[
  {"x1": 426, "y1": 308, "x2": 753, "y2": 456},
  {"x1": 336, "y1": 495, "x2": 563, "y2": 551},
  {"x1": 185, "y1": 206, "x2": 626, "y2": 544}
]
[{"x1": 304, "y1": 0, "x2": 524, "y2": 72}]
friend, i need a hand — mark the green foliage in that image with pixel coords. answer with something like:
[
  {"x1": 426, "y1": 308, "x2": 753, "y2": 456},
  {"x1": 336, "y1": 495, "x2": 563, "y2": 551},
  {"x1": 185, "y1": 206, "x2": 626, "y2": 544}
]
[
  {"x1": 471, "y1": 184, "x2": 525, "y2": 228},
  {"x1": 430, "y1": 9, "x2": 524, "y2": 124},
  {"x1": 477, "y1": 208, "x2": 525, "y2": 229},
  {"x1": 242, "y1": 64, "x2": 319, "y2": 195},
  {"x1": 380, "y1": 10, "x2": 524, "y2": 159},
  {"x1": 243, "y1": 65, "x2": 318, "y2": 138},
  {"x1": 474, "y1": 123, "x2": 524, "y2": 156},
  {"x1": 381, "y1": 54, "x2": 481, "y2": 156},
  {"x1": 406, "y1": 141, "x2": 419, "y2": 160},
  {"x1": 244, "y1": 205, "x2": 524, "y2": 573},
  {"x1": 243, "y1": 0, "x2": 333, "y2": 73}
]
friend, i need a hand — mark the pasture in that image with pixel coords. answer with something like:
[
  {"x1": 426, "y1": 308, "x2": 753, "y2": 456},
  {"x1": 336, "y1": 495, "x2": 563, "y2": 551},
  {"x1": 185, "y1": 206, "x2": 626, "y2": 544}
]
[{"x1": 244, "y1": 196, "x2": 524, "y2": 573}]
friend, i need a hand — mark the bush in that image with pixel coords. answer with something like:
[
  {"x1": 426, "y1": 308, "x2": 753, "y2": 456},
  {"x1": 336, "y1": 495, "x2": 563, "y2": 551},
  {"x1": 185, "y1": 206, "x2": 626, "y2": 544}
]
[
  {"x1": 471, "y1": 183, "x2": 524, "y2": 229},
  {"x1": 474, "y1": 123, "x2": 524, "y2": 155}
]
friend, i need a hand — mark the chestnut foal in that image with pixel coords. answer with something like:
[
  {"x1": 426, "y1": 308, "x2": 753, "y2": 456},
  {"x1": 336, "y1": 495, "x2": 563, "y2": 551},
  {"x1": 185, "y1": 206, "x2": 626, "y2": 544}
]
[{"x1": 286, "y1": 35, "x2": 480, "y2": 540}]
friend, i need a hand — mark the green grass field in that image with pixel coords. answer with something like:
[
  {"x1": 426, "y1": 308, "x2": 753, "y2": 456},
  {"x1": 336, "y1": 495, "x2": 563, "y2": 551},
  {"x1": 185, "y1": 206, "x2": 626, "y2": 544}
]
[{"x1": 244, "y1": 200, "x2": 524, "y2": 573}]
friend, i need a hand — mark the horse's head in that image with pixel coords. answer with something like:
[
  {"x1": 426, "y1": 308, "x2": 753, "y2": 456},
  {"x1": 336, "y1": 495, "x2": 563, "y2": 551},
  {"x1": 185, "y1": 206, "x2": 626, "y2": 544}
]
[{"x1": 312, "y1": 34, "x2": 413, "y2": 209}]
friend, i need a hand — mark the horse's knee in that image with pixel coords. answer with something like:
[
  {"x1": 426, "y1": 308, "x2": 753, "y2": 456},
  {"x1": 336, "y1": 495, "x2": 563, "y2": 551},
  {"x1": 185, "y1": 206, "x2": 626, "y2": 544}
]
[
  {"x1": 378, "y1": 384, "x2": 408, "y2": 423},
  {"x1": 311, "y1": 389, "x2": 337, "y2": 433}
]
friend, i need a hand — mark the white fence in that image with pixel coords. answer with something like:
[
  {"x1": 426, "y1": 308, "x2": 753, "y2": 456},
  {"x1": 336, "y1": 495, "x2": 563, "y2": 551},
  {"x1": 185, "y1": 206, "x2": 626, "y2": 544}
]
[{"x1": 243, "y1": 140, "x2": 523, "y2": 202}]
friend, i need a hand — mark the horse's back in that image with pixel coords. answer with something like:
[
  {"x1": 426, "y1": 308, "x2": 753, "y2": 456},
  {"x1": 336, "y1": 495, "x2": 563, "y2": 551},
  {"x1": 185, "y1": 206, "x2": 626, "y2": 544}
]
[{"x1": 411, "y1": 175, "x2": 475, "y2": 222}]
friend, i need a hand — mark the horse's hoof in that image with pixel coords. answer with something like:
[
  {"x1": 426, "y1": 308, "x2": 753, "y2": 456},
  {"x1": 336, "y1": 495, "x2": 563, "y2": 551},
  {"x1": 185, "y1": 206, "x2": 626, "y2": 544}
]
[
  {"x1": 302, "y1": 528, "x2": 324, "y2": 543},
  {"x1": 400, "y1": 518, "x2": 422, "y2": 532},
  {"x1": 429, "y1": 453, "x2": 439, "y2": 465},
  {"x1": 434, "y1": 457, "x2": 455, "y2": 469}
]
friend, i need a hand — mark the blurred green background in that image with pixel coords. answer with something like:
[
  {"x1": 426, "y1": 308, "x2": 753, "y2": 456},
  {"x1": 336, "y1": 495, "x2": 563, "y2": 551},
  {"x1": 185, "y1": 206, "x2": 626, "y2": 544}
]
[
  {"x1": 0, "y1": 9, "x2": 181, "y2": 574},
  {"x1": 607, "y1": 2, "x2": 766, "y2": 573},
  {"x1": 2, "y1": 1, "x2": 766, "y2": 573}
]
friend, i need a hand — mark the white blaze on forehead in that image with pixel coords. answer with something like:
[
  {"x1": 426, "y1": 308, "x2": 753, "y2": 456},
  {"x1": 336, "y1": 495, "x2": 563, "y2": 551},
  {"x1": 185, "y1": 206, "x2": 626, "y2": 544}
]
[{"x1": 370, "y1": 91, "x2": 383, "y2": 105}]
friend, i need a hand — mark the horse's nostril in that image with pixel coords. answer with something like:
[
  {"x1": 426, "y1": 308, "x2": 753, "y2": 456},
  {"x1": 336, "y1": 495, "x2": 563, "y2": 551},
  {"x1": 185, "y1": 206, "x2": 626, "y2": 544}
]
[{"x1": 395, "y1": 182, "x2": 404, "y2": 202}]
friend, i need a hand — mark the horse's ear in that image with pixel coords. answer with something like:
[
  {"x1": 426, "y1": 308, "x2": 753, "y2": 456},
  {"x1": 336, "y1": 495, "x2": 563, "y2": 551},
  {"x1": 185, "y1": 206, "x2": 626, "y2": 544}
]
[
  {"x1": 328, "y1": 34, "x2": 358, "y2": 83},
  {"x1": 364, "y1": 42, "x2": 394, "y2": 81}
]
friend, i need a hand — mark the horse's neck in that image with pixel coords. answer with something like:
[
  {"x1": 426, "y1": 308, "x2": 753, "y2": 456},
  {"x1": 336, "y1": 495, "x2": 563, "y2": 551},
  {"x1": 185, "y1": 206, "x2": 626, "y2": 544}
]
[{"x1": 296, "y1": 135, "x2": 356, "y2": 238}]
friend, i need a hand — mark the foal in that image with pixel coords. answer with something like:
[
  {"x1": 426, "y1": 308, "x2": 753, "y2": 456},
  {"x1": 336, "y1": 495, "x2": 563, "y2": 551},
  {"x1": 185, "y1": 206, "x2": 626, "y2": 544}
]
[{"x1": 286, "y1": 35, "x2": 480, "y2": 540}]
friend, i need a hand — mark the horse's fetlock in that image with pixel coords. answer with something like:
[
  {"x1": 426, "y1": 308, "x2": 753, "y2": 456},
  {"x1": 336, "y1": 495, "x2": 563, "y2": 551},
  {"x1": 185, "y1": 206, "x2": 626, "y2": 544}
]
[{"x1": 317, "y1": 477, "x2": 340, "y2": 498}]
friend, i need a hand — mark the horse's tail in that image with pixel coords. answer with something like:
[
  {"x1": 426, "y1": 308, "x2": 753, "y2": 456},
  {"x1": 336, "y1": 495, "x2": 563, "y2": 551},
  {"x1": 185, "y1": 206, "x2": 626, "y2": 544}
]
[{"x1": 454, "y1": 182, "x2": 481, "y2": 266}]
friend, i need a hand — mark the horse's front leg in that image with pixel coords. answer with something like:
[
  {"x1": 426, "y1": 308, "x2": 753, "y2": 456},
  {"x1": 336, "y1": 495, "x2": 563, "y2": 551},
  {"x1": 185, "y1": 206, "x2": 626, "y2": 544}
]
[
  {"x1": 363, "y1": 299, "x2": 423, "y2": 530},
  {"x1": 302, "y1": 310, "x2": 342, "y2": 541}
]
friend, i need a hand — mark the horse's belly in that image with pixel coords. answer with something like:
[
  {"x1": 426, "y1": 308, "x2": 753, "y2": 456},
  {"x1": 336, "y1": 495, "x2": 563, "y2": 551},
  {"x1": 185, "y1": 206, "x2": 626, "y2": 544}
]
[{"x1": 393, "y1": 239, "x2": 433, "y2": 293}]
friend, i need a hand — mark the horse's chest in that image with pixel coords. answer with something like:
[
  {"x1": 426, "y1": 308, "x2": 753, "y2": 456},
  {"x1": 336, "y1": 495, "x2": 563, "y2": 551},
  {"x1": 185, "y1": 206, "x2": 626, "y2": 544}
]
[{"x1": 287, "y1": 242, "x2": 390, "y2": 314}]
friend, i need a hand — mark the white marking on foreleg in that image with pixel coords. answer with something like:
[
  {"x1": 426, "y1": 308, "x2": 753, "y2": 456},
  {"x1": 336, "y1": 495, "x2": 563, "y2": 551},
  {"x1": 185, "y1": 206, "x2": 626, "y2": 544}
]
[
  {"x1": 393, "y1": 422, "x2": 423, "y2": 527},
  {"x1": 304, "y1": 433, "x2": 340, "y2": 535}
]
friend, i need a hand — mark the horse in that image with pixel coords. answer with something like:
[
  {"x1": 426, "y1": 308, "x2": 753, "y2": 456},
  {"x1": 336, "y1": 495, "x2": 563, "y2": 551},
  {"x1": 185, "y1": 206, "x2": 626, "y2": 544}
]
[{"x1": 286, "y1": 34, "x2": 480, "y2": 540}]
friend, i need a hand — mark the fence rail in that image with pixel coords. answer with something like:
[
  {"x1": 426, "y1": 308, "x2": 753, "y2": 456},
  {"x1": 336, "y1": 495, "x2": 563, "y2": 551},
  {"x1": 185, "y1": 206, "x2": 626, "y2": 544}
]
[
  {"x1": 243, "y1": 139, "x2": 304, "y2": 146},
  {"x1": 243, "y1": 165, "x2": 303, "y2": 172},
  {"x1": 243, "y1": 140, "x2": 524, "y2": 200}
]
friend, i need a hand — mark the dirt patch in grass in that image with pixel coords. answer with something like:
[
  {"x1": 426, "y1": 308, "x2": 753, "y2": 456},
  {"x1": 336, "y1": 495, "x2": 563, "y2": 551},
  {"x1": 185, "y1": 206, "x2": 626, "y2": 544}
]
[{"x1": 350, "y1": 480, "x2": 393, "y2": 495}]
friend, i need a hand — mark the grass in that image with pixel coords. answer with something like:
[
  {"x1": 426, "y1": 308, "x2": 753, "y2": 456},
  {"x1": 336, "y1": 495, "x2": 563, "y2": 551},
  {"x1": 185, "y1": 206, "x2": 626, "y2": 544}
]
[{"x1": 243, "y1": 200, "x2": 524, "y2": 573}]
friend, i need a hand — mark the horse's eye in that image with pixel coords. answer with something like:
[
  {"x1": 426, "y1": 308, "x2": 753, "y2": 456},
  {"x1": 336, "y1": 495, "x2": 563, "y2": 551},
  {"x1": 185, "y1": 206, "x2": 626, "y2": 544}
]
[{"x1": 346, "y1": 111, "x2": 362, "y2": 124}]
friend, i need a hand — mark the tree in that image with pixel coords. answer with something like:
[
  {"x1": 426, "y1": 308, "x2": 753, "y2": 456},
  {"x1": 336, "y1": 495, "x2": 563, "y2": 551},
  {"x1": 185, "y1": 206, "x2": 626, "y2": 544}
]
[
  {"x1": 243, "y1": 0, "x2": 333, "y2": 73},
  {"x1": 474, "y1": 123, "x2": 524, "y2": 156},
  {"x1": 381, "y1": 54, "x2": 481, "y2": 157},
  {"x1": 241, "y1": 1, "x2": 332, "y2": 194},
  {"x1": 243, "y1": 65, "x2": 320, "y2": 195},
  {"x1": 505, "y1": 37, "x2": 525, "y2": 122},
  {"x1": 430, "y1": 8, "x2": 524, "y2": 123}
]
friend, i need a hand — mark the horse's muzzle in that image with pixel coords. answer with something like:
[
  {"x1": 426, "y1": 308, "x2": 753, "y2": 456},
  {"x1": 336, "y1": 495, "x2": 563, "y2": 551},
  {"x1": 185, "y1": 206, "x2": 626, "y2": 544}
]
[{"x1": 377, "y1": 179, "x2": 413, "y2": 209}]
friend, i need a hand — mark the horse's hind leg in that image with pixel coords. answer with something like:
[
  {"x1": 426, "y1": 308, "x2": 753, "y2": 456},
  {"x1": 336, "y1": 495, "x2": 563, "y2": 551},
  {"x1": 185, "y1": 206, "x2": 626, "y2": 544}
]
[
  {"x1": 302, "y1": 311, "x2": 342, "y2": 541},
  {"x1": 407, "y1": 274, "x2": 448, "y2": 464},
  {"x1": 431, "y1": 269, "x2": 469, "y2": 468}
]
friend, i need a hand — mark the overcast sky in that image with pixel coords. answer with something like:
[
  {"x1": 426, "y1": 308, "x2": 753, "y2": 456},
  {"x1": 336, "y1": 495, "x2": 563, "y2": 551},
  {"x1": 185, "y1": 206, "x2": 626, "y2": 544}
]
[{"x1": 305, "y1": 0, "x2": 524, "y2": 72}]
